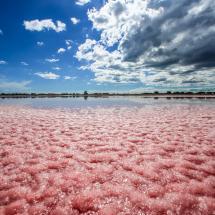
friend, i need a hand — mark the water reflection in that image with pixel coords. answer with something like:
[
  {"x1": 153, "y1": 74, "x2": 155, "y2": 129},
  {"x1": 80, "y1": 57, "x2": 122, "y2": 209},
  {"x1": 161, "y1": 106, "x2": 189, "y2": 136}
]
[{"x1": 0, "y1": 97, "x2": 214, "y2": 109}]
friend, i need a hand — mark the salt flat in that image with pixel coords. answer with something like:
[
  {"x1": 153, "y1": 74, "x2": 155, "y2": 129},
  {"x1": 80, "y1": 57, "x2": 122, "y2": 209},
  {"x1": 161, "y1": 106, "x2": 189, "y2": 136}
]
[{"x1": 0, "y1": 103, "x2": 214, "y2": 214}]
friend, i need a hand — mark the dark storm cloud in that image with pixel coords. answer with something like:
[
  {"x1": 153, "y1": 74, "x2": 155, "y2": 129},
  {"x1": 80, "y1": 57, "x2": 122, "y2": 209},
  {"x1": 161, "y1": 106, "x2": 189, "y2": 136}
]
[
  {"x1": 78, "y1": 0, "x2": 215, "y2": 86},
  {"x1": 120, "y1": 0, "x2": 215, "y2": 73},
  {"x1": 182, "y1": 80, "x2": 204, "y2": 84}
]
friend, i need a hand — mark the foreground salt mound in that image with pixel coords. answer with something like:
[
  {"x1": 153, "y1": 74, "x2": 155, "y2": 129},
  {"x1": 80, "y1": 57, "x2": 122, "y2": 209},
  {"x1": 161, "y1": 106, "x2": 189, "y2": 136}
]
[{"x1": 0, "y1": 105, "x2": 214, "y2": 215}]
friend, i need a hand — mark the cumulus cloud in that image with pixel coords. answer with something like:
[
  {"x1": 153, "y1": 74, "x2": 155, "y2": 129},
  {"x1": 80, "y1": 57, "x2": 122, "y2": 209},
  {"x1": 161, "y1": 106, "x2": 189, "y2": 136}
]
[
  {"x1": 64, "y1": 76, "x2": 76, "y2": 80},
  {"x1": 35, "y1": 72, "x2": 60, "y2": 80},
  {"x1": 24, "y1": 19, "x2": 66, "y2": 32},
  {"x1": 57, "y1": 48, "x2": 66, "y2": 54},
  {"x1": 52, "y1": 67, "x2": 62, "y2": 70},
  {"x1": 71, "y1": 17, "x2": 80, "y2": 25},
  {"x1": 76, "y1": 0, "x2": 215, "y2": 88},
  {"x1": 45, "y1": 58, "x2": 59, "y2": 63},
  {"x1": 37, "y1": 41, "x2": 44, "y2": 46},
  {"x1": 21, "y1": 62, "x2": 29, "y2": 66},
  {"x1": 0, "y1": 60, "x2": 7, "y2": 65},
  {"x1": 65, "y1": 40, "x2": 72, "y2": 50},
  {"x1": 0, "y1": 80, "x2": 31, "y2": 91},
  {"x1": 75, "y1": 0, "x2": 90, "y2": 6}
]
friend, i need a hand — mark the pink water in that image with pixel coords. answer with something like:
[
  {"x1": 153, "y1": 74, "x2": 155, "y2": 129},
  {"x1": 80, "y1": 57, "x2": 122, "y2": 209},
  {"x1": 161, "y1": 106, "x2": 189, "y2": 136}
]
[{"x1": 0, "y1": 105, "x2": 214, "y2": 215}]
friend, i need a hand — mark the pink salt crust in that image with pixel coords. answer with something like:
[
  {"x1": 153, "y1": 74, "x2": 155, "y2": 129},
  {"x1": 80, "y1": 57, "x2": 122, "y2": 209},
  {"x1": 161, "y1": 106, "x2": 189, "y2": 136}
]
[{"x1": 0, "y1": 105, "x2": 214, "y2": 215}]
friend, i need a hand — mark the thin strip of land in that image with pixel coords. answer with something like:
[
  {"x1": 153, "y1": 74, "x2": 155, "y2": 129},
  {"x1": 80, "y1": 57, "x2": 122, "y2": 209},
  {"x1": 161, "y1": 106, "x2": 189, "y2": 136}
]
[{"x1": 0, "y1": 92, "x2": 215, "y2": 99}]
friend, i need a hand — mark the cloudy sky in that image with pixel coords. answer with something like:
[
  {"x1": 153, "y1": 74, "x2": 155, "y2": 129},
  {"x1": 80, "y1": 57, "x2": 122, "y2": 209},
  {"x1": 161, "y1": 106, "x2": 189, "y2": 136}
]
[{"x1": 0, "y1": 0, "x2": 214, "y2": 92}]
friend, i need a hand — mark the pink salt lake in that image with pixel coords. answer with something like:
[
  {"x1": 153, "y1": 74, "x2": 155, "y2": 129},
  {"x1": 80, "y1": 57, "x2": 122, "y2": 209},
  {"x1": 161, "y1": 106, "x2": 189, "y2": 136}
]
[{"x1": 0, "y1": 99, "x2": 214, "y2": 215}]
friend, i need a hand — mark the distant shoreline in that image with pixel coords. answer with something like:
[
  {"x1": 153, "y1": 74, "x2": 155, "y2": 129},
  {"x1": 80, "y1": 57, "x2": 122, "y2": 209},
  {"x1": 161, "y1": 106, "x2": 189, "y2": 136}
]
[{"x1": 0, "y1": 93, "x2": 215, "y2": 99}]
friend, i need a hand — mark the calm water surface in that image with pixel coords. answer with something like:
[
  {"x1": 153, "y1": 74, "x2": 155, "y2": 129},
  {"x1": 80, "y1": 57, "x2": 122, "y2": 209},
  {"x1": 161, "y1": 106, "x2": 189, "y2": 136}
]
[{"x1": 0, "y1": 97, "x2": 215, "y2": 109}]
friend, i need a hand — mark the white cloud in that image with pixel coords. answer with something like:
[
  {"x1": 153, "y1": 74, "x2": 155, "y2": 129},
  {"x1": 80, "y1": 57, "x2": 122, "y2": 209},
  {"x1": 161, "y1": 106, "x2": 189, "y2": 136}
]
[
  {"x1": 75, "y1": 0, "x2": 90, "y2": 6},
  {"x1": 64, "y1": 76, "x2": 76, "y2": 80},
  {"x1": 66, "y1": 40, "x2": 72, "y2": 46},
  {"x1": 45, "y1": 58, "x2": 59, "y2": 63},
  {"x1": 23, "y1": 19, "x2": 66, "y2": 32},
  {"x1": 76, "y1": 39, "x2": 97, "y2": 61},
  {"x1": 71, "y1": 17, "x2": 80, "y2": 25},
  {"x1": 0, "y1": 80, "x2": 31, "y2": 91},
  {"x1": 35, "y1": 72, "x2": 60, "y2": 80},
  {"x1": 37, "y1": 41, "x2": 44, "y2": 46},
  {"x1": 52, "y1": 67, "x2": 62, "y2": 70},
  {"x1": 65, "y1": 40, "x2": 72, "y2": 50},
  {"x1": 88, "y1": 0, "x2": 162, "y2": 46},
  {"x1": 57, "y1": 48, "x2": 66, "y2": 54},
  {"x1": 0, "y1": 60, "x2": 7, "y2": 65},
  {"x1": 21, "y1": 62, "x2": 29, "y2": 66},
  {"x1": 0, "y1": 29, "x2": 3, "y2": 35},
  {"x1": 76, "y1": 0, "x2": 215, "y2": 88}
]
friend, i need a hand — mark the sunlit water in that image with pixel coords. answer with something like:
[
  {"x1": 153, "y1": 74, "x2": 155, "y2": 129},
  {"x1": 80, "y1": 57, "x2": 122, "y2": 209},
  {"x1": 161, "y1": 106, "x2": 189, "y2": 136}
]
[
  {"x1": 0, "y1": 98, "x2": 214, "y2": 214},
  {"x1": 1, "y1": 97, "x2": 215, "y2": 108}
]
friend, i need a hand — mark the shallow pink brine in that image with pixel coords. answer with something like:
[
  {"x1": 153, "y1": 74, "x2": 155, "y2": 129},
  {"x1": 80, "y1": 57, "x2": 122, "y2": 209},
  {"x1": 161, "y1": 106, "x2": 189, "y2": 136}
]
[{"x1": 0, "y1": 104, "x2": 214, "y2": 215}]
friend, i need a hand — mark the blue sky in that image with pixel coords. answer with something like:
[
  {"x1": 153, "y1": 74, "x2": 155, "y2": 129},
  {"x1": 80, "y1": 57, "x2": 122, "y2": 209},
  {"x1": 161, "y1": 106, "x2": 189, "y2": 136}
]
[{"x1": 0, "y1": 0, "x2": 214, "y2": 93}]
